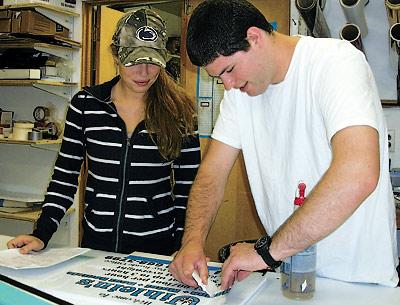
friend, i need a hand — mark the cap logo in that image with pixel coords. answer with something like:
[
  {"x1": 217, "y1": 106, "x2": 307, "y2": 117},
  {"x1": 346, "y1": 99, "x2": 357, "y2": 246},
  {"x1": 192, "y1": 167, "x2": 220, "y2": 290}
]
[{"x1": 136, "y1": 26, "x2": 158, "y2": 42}]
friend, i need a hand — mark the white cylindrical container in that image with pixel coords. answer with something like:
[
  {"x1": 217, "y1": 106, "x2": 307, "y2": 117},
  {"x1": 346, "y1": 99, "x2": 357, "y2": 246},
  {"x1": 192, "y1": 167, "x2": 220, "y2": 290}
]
[
  {"x1": 386, "y1": 0, "x2": 400, "y2": 27},
  {"x1": 340, "y1": 0, "x2": 368, "y2": 37},
  {"x1": 12, "y1": 121, "x2": 34, "y2": 141}
]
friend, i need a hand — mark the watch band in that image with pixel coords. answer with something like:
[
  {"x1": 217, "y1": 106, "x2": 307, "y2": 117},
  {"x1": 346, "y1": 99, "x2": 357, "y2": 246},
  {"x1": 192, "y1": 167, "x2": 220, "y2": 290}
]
[{"x1": 254, "y1": 235, "x2": 282, "y2": 269}]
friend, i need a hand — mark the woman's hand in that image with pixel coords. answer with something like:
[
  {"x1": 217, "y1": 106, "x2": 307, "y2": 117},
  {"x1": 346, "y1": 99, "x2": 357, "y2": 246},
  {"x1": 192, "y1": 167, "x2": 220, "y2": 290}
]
[{"x1": 7, "y1": 235, "x2": 45, "y2": 254}]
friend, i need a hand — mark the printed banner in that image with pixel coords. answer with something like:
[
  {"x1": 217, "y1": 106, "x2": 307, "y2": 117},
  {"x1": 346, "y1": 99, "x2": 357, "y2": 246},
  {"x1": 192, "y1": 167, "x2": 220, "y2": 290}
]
[{"x1": 38, "y1": 252, "x2": 267, "y2": 305}]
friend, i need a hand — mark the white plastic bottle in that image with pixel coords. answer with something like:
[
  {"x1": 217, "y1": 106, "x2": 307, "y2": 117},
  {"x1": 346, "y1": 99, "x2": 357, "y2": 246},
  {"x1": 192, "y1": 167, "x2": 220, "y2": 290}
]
[{"x1": 280, "y1": 182, "x2": 316, "y2": 300}]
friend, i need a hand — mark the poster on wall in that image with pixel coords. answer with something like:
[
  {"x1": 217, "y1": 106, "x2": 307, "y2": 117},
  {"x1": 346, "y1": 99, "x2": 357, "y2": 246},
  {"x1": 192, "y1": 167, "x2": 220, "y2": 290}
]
[
  {"x1": 196, "y1": 68, "x2": 224, "y2": 137},
  {"x1": 38, "y1": 252, "x2": 267, "y2": 305}
]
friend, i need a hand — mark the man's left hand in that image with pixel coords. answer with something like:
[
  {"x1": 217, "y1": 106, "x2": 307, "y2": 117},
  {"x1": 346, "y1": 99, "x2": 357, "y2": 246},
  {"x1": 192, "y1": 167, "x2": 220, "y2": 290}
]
[{"x1": 220, "y1": 242, "x2": 268, "y2": 290}]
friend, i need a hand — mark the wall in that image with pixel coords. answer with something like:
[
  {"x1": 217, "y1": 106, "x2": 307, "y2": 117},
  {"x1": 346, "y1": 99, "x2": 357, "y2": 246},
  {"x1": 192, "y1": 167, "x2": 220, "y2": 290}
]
[{"x1": 384, "y1": 108, "x2": 400, "y2": 168}]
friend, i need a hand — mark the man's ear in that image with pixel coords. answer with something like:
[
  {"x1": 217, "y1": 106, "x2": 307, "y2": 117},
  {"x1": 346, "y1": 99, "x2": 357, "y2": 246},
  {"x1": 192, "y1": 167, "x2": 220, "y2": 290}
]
[{"x1": 246, "y1": 26, "x2": 263, "y2": 47}]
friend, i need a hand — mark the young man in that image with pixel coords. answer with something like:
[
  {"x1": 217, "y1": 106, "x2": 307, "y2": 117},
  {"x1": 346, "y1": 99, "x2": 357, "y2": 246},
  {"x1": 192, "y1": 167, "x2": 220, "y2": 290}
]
[{"x1": 169, "y1": 0, "x2": 399, "y2": 290}]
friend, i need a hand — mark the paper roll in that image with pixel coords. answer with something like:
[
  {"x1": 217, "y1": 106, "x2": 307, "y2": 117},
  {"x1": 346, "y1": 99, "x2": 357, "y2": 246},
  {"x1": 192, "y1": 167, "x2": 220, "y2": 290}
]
[
  {"x1": 319, "y1": 0, "x2": 326, "y2": 10},
  {"x1": 397, "y1": 65, "x2": 400, "y2": 104},
  {"x1": 339, "y1": 0, "x2": 368, "y2": 37},
  {"x1": 12, "y1": 121, "x2": 34, "y2": 141},
  {"x1": 386, "y1": 0, "x2": 400, "y2": 27},
  {"x1": 296, "y1": 0, "x2": 331, "y2": 38},
  {"x1": 389, "y1": 23, "x2": 400, "y2": 72},
  {"x1": 12, "y1": 127, "x2": 31, "y2": 141},
  {"x1": 340, "y1": 23, "x2": 366, "y2": 55}
]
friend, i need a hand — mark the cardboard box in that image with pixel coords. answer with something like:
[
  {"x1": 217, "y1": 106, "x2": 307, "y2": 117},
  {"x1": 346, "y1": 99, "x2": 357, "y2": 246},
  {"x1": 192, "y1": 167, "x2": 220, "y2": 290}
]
[
  {"x1": 0, "y1": 10, "x2": 13, "y2": 33},
  {"x1": 0, "y1": 68, "x2": 41, "y2": 79},
  {"x1": 11, "y1": 9, "x2": 69, "y2": 37},
  {"x1": 3, "y1": 0, "x2": 76, "y2": 11}
]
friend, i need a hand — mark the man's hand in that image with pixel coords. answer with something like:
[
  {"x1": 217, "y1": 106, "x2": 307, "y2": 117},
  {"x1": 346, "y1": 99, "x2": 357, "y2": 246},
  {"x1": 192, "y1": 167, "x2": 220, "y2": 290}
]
[
  {"x1": 7, "y1": 235, "x2": 45, "y2": 254},
  {"x1": 220, "y1": 242, "x2": 268, "y2": 290},
  {"x1": 169, "y1": 241, "x2": 209, "y2": 287}
]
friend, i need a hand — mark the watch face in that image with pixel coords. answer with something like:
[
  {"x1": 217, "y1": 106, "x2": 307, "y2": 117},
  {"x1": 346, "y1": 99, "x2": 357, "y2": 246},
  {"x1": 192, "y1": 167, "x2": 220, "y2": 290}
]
[{"x1": 255, "y1": 235, "x2": 269, "y2": 250}]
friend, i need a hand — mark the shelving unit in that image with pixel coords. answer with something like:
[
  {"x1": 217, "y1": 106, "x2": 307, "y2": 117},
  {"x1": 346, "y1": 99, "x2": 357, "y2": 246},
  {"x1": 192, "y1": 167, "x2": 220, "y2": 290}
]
[
  {"x1": 0, "y1": 1, "x2": 82, "y2": 246},
  {"x1": 0, "y1": 207, "x2": 74, "y2": 224},
  {"x1": 0, "y1": 138, "x2": 62, "y2": 145},
  {"x1": 0, "y1": 2, "x2": 79, "y2": 28}
]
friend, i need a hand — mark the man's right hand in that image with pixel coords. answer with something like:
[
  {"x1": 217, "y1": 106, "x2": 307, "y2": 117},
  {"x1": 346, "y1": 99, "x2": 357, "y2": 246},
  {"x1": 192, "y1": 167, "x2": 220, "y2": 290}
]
[
  {"x1": 169, "y1": 241, "x2": 209, "y2": 287},
  {"x1": 7, "y1": 235, "x2": 45, "y2": 254}
]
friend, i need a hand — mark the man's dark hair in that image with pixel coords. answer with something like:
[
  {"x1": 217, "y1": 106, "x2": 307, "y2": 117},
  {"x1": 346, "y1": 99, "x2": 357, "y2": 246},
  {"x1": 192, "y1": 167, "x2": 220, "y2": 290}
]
[{"x1": 186, "y1": 0, "x2": 273, "y2": 67}]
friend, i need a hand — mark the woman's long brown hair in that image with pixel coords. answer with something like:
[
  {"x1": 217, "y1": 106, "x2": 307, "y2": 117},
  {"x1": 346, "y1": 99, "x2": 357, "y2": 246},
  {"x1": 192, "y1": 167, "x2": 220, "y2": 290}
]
[{"x1": 146, "y1": 69, "x2": 197, "y2": 160}]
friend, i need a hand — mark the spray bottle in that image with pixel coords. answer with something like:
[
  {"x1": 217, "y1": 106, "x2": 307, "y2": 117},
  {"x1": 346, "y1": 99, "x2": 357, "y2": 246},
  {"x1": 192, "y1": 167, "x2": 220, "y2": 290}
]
[{"x1": 280, "y1": 182, "x2": 316, "y2": 300}]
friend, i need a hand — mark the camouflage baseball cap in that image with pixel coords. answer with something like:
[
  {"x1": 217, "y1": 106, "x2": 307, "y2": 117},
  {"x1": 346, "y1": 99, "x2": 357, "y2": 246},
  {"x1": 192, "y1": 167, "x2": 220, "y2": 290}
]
[{"x1": 112, "y1": 8, "x2": 168, "y2": 68}]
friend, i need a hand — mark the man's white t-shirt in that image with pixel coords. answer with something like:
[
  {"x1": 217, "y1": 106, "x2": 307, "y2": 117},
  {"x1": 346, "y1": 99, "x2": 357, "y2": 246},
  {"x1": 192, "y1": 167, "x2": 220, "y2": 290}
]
[{"x1": 212, "y1": 36, "x2": 399, "y2": 286}]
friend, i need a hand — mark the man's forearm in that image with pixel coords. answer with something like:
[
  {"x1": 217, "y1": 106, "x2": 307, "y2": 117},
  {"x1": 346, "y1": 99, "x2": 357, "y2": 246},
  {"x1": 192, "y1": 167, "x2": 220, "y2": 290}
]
[
  {"x1": 180, "y1": 140, "x2": 240, "y2": 248},
  {"x1": 182, "y1": 169, "x2": 226, "y2": 247}
]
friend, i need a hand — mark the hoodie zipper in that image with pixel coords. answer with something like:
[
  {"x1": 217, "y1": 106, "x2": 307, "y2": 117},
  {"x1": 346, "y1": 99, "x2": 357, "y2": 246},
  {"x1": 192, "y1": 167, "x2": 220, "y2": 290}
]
[
  {"x1": 115, "y1": 136, "x2": 130, "y2": 252},
  {"x1": 82, "y1": 88, "x2": 131, "y2": 253}
]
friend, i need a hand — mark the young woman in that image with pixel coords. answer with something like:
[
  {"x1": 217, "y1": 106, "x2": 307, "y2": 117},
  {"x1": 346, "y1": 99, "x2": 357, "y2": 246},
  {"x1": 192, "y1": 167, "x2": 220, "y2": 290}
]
[{"x1": 8, "y1": 8, "x2": 200, "y2": 255}]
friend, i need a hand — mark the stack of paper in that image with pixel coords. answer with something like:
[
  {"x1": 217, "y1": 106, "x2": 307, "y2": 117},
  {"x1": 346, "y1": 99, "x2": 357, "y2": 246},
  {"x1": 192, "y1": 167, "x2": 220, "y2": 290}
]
[{"x1": 0, "y1": 199, "x2": 37, "y2": 213}]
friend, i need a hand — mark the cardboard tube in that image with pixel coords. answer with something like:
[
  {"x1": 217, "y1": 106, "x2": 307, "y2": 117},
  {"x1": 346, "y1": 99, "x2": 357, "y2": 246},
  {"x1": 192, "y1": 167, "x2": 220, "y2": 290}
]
[
  {"x1": 397, "y1": 64, "x2": 400, "y2": 104},
  {"x1": 386, "y1": 0, "x2": 400, "y2": 27},
  {"x1": 340, "y1": 23, "x2": 366, "y2": 55},
  {"x1": 389, "y1": 23, "x2": 400, "y2": 71},
  {"x1": 296, "y1": 0, "x2": 331, "y2": 38},
  {"x1": 339, "y1": 0, "x2": 368, "y2": 37}
]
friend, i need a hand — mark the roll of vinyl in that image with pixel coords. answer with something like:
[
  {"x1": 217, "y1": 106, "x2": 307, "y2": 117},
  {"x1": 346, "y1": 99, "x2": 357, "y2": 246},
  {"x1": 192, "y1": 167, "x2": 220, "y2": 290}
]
[
  {"x1": 389, "y1": 23, "x2": 400, "y2": 72},
  {"x1": 386, "y1": 0, "x2": 400, "y2": 27},
  {"x1": 340, "y1": 23, "x2": 366, "y2": 55},
  {"x1": 12, "y1": 121, "x2": 34, "y2": 141},
  {"x1": 319, "y1": 0, "x2": 326, "y2": 10},
  {"x1": 296, "y1": 0, "x2": 331, "y2": 38},
  {"x1": 339, "y1": 0, "x2": 368, "y2": 37}
]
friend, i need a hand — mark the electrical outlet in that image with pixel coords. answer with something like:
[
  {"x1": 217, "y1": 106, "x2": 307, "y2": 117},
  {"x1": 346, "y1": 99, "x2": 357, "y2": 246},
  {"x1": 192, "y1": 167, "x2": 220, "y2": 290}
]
[{"x1": 388, "y1": 129, "x2": 395, "y2": 152}]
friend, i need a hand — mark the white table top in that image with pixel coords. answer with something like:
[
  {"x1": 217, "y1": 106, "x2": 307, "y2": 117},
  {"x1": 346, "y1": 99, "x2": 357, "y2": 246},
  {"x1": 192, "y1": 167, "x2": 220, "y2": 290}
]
[{"x1": 1, "y1": 235, "x2": 399, "y2": 305}]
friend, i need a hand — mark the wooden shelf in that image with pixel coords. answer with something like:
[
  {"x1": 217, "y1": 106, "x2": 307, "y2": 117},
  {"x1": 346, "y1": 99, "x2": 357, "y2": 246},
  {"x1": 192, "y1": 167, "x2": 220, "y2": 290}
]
[
  {"x1": 0, "y1": 3, "x2": 79, "y2": 17},
  {"x1": 0, "y1": 138, "x2": 61, "y2": 145},
  {"x1": 0, "y1": 80, "x2": 76, "y2": 86},
  {"x1": 0, "y1": 3, "x2": 79, "y2": 32},
  {"x1": 0, "y1": 80, "x2": 76, "y2": 98},
  {"x1": 0, "y1": 207, "x2": 41, "y2": 222},
  {"x1": 0, "y1": 37, "x2": 81, "y2": 49},
  {"x1": 0, "y1": 207, "x2": 75, "y2": 223}
]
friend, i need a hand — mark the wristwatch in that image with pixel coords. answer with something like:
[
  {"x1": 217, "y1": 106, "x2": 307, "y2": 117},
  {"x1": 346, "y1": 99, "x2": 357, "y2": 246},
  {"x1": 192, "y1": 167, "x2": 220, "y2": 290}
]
[{"x1": 254, "y1": 234, "x2": 282, "y2": 270}]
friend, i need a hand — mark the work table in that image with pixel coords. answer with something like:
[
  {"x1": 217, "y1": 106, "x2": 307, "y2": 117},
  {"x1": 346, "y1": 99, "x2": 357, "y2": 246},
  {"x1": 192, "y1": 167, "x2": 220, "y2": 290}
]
[{"x1": 1, "y1": 235, "x2": 399, "y2": 305}]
